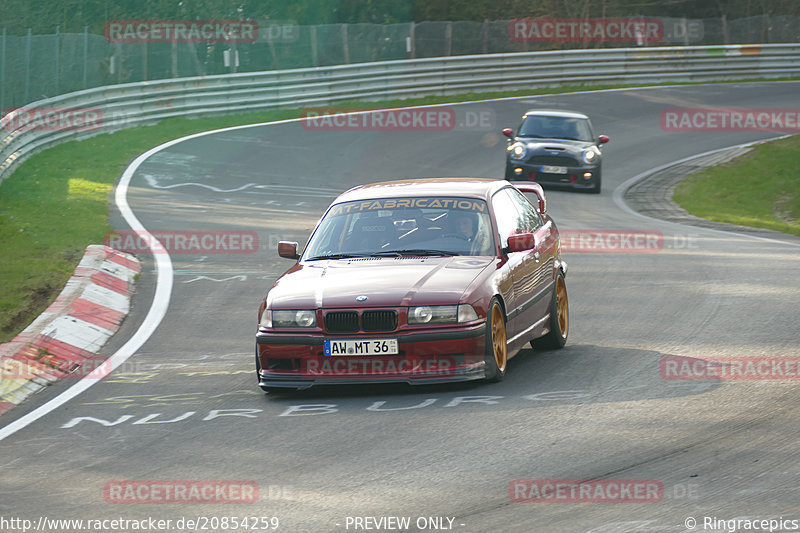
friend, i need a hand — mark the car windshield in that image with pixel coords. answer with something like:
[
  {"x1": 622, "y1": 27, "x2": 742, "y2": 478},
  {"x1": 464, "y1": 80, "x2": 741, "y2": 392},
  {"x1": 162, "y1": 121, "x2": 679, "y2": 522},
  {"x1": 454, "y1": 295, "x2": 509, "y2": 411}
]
[
  {"x1": 303, "y1": 196, "x2": 496, "y2": 259},
  {"x1": 518, "y1": 115, "x2": 594, "y2": 141}
]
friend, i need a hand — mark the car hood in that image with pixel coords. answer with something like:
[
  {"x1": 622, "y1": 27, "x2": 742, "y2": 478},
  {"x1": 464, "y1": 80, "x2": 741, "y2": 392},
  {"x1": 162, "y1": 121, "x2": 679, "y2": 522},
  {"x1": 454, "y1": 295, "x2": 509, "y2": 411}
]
[
  {"x1": 267, "y1": 256, "x2": 494, "y2": 309},
  {"x1": 516, "y1": 137, "x2": 595, "y2": 155}
]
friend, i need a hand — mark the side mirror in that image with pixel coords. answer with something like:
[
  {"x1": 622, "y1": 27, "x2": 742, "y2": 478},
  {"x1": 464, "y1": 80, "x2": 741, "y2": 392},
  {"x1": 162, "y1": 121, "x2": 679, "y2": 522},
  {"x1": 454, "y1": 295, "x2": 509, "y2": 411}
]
[
  {"x1": 278, "y1": 241, "x2": 299, "y2": 260},
  {"x1": 507, "y1": 232, "x2": 537, "y2": 253},
  {"x1": 502, "y1": 128, "x2": 514, "y2": 138},
  {"x1": 598, "y1": 134, "x2": 610, "y2": 144}
]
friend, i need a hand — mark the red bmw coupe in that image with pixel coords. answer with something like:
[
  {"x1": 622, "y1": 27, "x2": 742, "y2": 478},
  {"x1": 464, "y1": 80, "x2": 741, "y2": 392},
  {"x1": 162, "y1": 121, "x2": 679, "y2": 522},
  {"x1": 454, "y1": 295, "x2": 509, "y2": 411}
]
[{"x1": 256, "y1": 178, "x2": 568, "y2": 391}]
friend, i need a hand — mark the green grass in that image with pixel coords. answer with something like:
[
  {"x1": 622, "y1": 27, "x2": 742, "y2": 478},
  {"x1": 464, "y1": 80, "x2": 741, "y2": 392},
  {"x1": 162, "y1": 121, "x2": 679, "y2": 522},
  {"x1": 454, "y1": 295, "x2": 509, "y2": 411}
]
[
  {"x1": 673, "y1": 135, "x2": 800, "y2": 237},
  {"x1": 1, "y1": 78, "x2": 799, "y2": 342}
]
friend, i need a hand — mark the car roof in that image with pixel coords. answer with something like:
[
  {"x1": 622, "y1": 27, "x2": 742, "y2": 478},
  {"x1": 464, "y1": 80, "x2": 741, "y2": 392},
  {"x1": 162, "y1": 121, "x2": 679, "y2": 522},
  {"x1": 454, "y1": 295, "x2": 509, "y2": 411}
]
[
  {"x1": 335, "y1": 177, "x2": 510, "y2": 203},
  {"x1": 522, "y1": 109, "x2": 590, "y2": 119}
]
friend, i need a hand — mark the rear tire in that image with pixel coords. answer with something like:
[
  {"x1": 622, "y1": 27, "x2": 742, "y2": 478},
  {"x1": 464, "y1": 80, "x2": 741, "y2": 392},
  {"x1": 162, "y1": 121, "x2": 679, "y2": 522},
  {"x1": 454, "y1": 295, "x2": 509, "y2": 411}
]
[
  {"x1": 484, "y1": 298, "x2": 508, "y2": 382},
  {"x1": 531, "y1": 271, "x2": 569, "y2": 350}
]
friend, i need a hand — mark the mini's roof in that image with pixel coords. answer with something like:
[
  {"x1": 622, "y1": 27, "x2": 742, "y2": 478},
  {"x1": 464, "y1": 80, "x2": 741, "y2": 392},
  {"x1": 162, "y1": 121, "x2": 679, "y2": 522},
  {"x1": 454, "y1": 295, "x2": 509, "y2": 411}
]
[
  {"x1": 335, "y1": 177, "x2": 510, "y2": 203},
  {"x1": 522, "y1": 109, "x2": 590, "y2": 119}
]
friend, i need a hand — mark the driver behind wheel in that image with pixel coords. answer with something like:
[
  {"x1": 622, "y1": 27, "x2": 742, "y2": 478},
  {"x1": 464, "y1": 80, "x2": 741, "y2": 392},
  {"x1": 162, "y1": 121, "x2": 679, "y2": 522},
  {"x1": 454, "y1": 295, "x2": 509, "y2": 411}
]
[{"x1": 451, "y1": 211, "x2": 477, "y2": 242}]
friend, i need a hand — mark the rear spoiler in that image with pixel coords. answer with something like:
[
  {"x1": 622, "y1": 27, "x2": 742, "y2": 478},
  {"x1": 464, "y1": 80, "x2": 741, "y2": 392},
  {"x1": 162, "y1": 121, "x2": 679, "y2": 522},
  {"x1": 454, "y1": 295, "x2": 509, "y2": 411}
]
[{"x1": 508, "y1": 181, "x2": 546, "y2": 214}]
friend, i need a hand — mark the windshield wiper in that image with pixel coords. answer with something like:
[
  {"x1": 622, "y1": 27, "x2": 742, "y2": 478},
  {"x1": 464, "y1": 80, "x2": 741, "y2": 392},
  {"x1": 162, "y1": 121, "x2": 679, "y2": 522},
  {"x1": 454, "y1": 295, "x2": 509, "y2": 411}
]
[
  {"x1": 371, "y1": 249, "x2": 459, "y2": 257},
  {"x1": 305, "y1": 253, "x2": 369, "y2": 261}
]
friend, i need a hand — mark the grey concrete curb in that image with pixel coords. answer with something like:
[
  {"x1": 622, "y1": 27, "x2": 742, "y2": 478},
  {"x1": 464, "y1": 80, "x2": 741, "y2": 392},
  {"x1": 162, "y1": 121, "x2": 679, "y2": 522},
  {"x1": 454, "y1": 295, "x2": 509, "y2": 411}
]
[{"x1": 623, "y1": 143, "x2": 800, "y2": 245}]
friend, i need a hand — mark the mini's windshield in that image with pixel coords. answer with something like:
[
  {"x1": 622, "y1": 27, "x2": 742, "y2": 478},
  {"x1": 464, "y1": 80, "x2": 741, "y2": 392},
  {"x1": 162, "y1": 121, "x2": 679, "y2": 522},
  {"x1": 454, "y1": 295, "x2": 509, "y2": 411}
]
[
  {"x1": 303, "y1": 197, "x2": 495, "y2": 259},
  {"x1": 518, "y1": 115, "x2": 594, "y2": 141}
]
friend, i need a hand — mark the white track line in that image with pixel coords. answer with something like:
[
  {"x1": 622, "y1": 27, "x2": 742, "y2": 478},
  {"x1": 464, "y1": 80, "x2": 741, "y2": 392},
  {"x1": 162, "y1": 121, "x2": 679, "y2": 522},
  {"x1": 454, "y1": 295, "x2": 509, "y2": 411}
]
[{"x1": 0, "y1": 140, "x2": 179, "y2": 441}]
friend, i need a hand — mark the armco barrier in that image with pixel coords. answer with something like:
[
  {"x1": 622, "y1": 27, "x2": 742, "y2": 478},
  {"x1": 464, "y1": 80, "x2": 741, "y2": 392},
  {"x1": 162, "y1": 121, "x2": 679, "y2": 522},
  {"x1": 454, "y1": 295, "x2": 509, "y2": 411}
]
[{"x1": 1, "y1": 43, "x2": 799, "y2": 185}]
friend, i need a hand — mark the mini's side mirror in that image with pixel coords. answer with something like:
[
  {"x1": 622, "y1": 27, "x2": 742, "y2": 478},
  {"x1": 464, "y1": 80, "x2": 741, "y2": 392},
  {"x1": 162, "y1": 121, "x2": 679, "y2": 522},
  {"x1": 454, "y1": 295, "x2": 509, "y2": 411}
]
[
  {"x1": 598, "y1": 134, "x2": 610, "y2": 144},
  {"x1": 506, "y1": 232, "x2": 537, "y2": 253},
  {"x1": 278, "y1": 241, "x2": 299, "y2": 260},
  {"x1": 502, "y1": 128, "x2": 514, "y2": 138}
]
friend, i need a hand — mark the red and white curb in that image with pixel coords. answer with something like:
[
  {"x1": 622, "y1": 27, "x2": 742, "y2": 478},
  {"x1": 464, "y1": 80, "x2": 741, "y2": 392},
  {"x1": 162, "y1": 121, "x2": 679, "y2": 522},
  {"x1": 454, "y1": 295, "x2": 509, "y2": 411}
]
[{"x1": 0, "y1": 245, "x2": 139, "y2": 417}]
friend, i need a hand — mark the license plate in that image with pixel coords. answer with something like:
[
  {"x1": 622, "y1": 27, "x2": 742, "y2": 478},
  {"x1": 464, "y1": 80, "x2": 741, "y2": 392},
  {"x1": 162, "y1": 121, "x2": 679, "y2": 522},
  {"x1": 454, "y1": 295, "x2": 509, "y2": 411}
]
[
  {"x1": 540, "y1": 165, "x2": 567, "y2": 174},
  {"x1": 324, "y1": 339, "x2": 399, "y2": 356}
]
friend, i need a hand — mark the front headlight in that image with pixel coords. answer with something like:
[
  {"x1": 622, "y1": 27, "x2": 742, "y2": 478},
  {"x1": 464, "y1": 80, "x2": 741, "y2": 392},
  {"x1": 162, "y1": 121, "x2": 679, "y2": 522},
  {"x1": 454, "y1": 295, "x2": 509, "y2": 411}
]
[
  {"x1": 264, "y1": 309, "x2": 317, "y2": 328},
  {"x1": 582, "y1": 148, "x2": 599, "y2": 164},
  {"x1": 408, "y1": 304, "x2": 479, "y2": 324},
  {"x1": 508, "y1": 142, "x2": 527, "y2": 160}
]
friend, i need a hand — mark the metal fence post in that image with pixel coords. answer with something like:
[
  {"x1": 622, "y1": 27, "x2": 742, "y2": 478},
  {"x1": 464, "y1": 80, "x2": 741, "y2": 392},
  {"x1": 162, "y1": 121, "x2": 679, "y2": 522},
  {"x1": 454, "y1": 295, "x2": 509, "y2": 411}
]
[
  {"x1": 116, "y1": 40, "x2": 122, "y2": 83},
  {"x1": 83, "y1": 25, "x2": 90, "y2": 89},
  {"x1": 1, "y1": 28, "x2": 5, "y2": 114},
  {"x1": 311, "y1": 25, "x2": 318, "y2": 66},
  {"x1": 55, "y1": 25, "x2": 60, "y2": 95},
  {"x1": 25, "y1": 28, "x2": 32, "y2": 104},
  {"x1": 171, "y1": 39, "x2": 178, "y2": 77},
  {"x1": 142, "y1": 42, "x2": 148, "y2": 81},
  {"x1": 342, "y1": 24, "x2": 350, "y2": 64},
  {"x1": 408, "y1": 22, "x2": 415, "y2": 59}
]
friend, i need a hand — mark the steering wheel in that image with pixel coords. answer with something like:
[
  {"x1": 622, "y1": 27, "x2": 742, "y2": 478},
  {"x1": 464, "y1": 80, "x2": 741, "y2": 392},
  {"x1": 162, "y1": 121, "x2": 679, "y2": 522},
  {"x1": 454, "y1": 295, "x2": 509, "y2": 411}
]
[{"x1": 442, "y1": 233, "x2": 470, "y2": 241}]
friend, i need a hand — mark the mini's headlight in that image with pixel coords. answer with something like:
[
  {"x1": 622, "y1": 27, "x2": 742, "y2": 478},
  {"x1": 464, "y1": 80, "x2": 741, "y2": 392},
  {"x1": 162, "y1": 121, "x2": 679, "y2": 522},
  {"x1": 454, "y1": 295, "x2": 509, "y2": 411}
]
[
  {"x1": 408, "y1": 304, "x2": 479, "y2": 324},
  {"x1": 582, "y1": 148, "x2": 599, "y2": 164},
  {"x1": 270, "y1": 309, "x2": 317, "y2": 328},
  {"x1": 508, "y1": 142, "x2": 527, "y2": 160}
]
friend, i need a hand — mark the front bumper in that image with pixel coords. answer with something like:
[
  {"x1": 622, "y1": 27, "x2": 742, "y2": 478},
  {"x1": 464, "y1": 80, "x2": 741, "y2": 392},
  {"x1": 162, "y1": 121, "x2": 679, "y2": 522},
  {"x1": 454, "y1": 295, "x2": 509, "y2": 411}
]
[
  {"x1": 505, "y1": 161, "x2": 600, "y2": 189},
  {"x1": 256, "y1": 323, "x2": 487, "y2": 389}
]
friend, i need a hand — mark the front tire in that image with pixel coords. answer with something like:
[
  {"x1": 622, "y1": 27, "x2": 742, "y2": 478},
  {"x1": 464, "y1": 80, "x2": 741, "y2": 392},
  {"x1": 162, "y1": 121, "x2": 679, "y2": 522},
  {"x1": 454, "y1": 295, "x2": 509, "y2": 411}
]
[
  {"x1": 484, "y1": 298, "x2": 508, "y2": 381},
  {"x1": 531, "y1": 271, "x2": 569, "y2": 350}
]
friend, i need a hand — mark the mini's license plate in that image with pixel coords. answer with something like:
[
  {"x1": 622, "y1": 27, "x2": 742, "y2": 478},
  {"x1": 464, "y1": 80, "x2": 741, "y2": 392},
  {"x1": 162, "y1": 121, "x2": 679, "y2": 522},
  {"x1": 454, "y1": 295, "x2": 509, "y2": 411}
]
[
  {"x1": 540, "y1": 165, "x2": 568, "y2": 174},
  {"x1": 324, "y1": 339, "x2": 399, "y2": 356}
]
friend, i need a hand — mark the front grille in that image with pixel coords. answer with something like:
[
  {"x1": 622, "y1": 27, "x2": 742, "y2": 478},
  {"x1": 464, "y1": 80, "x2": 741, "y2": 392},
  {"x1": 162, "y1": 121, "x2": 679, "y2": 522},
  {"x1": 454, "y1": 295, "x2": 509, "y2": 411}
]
[
  {"x1": 325, "y1": 311, "x2": 359, "y2": 333},
  {"x1": 324, "y1": 309, "x2": 398, "y2": 333},
  {"x1": 362, "y1": 310, "x2": 398, "y2": 332},
  {"x1": 526, "y1": 155, "x2": 577, "y2": 166}
]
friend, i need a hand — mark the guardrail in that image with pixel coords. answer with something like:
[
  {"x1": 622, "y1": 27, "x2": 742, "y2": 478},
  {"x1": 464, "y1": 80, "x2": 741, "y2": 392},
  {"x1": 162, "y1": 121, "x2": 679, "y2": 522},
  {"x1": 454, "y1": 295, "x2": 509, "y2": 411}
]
[{"x1": 2, "y1": 43, "x2": 799, "y2": 185}]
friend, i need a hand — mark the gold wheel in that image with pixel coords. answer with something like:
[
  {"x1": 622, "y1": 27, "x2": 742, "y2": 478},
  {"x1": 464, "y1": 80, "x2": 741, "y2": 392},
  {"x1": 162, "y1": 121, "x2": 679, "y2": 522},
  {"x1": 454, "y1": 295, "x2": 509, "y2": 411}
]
[
  {"x1": 491, "y1": 303, "x2": 507, "y2": 372},
  {"x1": 531, "y1": 272, "x2": 569, "y2": 351},
  {"x1": 556, "y1": 276, "x2": 569, "y2": 339}
]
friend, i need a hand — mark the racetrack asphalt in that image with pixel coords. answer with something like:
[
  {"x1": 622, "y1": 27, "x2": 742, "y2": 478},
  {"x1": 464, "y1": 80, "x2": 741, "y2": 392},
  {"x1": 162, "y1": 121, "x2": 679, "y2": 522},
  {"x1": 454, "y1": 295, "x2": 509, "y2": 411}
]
[{"x1": 1, "y1": 82, "x2": 799, "y2": 533}]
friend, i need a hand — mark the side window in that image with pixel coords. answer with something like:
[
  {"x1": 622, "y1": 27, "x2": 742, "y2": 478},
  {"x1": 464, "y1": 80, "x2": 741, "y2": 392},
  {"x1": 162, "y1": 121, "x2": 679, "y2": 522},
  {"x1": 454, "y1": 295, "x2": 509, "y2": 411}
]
[
  {"x1": 578, "y1": 119, "x2": 594, "y2": 142},
  {"x1": 506, "y1": 187, "x2": 543, "y2": 231},
  {"x1": 491, "y1": 189, "x2": 524, "y2": 247}
]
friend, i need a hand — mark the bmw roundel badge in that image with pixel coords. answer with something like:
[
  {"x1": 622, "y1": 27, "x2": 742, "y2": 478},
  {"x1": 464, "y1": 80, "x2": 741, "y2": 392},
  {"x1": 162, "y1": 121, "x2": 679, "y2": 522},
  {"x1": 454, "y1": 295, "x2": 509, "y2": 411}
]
[{"x1": 356, "y1": 295, "x2": 368, "y2": 302}]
